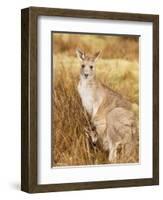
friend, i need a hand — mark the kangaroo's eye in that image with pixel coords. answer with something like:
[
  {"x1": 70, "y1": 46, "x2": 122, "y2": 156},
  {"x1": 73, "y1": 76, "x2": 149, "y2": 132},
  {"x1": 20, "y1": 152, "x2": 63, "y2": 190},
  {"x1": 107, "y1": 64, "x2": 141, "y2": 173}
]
[
  {"x1": 90, "y1": 65, "x2": 93, "y2": 69},
  {"x1": 82, "y1": 64, "x2": 85, "y2": 68}
]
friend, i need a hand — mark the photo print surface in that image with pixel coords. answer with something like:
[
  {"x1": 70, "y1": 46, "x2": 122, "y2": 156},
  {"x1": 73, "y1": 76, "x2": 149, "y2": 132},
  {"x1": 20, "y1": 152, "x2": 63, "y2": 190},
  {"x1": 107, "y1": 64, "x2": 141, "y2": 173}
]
[{"x1": 52, "y1": 32, "x2": 139, "y2": 167}]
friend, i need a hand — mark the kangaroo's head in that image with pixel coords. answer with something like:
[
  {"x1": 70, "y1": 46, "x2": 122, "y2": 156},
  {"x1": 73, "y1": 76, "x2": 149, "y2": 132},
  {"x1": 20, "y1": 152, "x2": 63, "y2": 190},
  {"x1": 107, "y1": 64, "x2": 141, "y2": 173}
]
[
  {"x1": 89, "y1": 129, "x2": 98, "y2": 146},
  {"x1": 76, "y1": 49, "x2": 100, "y2": 81},
  {"x1": 84, "y1": 127, "x2": 98, "y2": 146}
]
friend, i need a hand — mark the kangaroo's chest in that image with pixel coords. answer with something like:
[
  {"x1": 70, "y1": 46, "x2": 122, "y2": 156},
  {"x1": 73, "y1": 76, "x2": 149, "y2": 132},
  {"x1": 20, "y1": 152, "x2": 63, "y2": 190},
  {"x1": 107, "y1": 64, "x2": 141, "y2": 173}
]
[{"x1": 78, "y1": 82, "x2": 94, "y2": 115}]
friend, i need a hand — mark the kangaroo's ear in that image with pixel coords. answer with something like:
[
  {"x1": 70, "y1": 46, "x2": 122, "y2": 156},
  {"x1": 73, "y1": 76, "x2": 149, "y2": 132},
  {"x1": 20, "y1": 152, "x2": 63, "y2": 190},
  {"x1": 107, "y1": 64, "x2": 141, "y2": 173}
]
[
  {"x1": 93, "y1": 51, "x2": 101, "y2": 61},
  {"x1": 76, "y1": 48, "x2": 85, "y2": 61}
]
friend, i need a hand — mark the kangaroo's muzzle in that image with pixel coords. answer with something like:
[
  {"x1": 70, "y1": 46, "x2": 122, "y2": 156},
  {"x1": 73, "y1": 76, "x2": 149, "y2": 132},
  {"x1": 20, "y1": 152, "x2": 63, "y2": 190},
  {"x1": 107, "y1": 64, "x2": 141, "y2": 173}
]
[{"x1": 84, "y1": 73, "x2": 89, "y2": 78}]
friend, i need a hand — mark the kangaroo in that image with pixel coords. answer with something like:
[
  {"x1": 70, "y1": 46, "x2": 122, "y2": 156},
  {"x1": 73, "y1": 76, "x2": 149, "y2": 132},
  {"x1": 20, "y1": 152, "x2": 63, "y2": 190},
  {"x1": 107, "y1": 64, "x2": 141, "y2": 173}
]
[{"x1": 76, "y1": 49, "x2": 138, "y2": 163}]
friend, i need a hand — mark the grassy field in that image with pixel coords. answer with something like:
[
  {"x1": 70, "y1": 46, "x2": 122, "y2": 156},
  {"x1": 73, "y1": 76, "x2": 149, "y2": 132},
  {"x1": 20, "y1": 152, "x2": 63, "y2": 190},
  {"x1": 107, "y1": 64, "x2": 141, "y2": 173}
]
[{"x1": 52, "y1": 33, "x2": 139, "y2": 167}]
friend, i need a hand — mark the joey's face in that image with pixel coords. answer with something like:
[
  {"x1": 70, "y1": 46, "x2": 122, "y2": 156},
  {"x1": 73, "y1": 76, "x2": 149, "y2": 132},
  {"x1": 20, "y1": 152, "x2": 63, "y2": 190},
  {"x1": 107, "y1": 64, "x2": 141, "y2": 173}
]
[
  {"x1": 89, "y1": 130, "x2": 98, "y2": 145},
  {"x1": 76, "y1": 49, "x2": 100, "y2": 81}
]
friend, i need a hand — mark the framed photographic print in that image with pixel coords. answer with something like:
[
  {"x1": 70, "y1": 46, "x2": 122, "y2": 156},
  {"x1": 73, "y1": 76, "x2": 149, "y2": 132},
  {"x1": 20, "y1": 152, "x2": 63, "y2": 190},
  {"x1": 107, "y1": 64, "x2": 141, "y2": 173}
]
[{"x1": 21, "y1": 7, "x2": 159, "y2": 193}]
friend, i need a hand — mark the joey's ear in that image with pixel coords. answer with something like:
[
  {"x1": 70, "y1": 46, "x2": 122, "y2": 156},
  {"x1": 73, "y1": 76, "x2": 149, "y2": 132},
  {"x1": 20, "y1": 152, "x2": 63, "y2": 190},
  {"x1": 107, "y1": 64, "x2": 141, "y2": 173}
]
[
  {"x1": 93, "y1": 51, "x2": 101, "y2": 61},
  {"x1": 76, "y1": 48, "x2": 85, "y2": 61}
]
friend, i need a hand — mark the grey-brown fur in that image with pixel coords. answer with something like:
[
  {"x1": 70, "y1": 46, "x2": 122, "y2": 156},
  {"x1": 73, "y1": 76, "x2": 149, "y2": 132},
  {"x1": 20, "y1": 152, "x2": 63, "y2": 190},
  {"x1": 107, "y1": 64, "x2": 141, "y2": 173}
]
[{"x1": 76, "y1": 49, "x2": 138, "y2": 163}]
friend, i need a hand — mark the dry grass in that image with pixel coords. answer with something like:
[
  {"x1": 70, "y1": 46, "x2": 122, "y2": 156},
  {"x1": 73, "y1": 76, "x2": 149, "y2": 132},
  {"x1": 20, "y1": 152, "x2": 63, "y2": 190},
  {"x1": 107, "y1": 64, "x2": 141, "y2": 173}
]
[
  {"x1": 52, "y1": 33, "x2": 139, "y2": 167},
  {"x1": 53, "y1": 33, "x2": 139, "y2": 61}
]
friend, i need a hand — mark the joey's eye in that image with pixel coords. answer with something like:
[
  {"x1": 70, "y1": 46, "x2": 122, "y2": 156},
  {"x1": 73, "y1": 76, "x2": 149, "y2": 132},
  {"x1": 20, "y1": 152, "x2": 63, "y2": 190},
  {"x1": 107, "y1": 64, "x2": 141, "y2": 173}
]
[
  {"x1": 82, "y1": 64, "x2": 85, "y2": 68},
  {"x1": 90, "y1": 65, "x2": 93, "y2": 69}
]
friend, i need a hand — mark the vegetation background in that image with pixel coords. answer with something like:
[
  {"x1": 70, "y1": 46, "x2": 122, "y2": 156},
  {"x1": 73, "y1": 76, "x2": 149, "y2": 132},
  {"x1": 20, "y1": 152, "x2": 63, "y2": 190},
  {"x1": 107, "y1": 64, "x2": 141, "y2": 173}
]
[{"x1": 52, "y1": 33, "x2": 139, "y2": 167}]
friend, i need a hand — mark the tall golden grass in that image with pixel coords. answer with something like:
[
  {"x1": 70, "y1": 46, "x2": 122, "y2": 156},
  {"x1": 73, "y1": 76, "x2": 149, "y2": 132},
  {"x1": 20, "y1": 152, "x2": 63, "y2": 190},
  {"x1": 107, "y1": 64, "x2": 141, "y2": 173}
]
[{"x1": 52, "y1": 33, "x2": 139, "y2": 167}]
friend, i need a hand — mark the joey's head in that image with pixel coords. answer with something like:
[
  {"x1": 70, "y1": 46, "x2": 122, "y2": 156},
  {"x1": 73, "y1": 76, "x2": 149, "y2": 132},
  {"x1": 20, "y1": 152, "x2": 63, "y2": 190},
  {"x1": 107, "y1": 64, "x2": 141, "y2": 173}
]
[
  {"x1": 89, "y1": 129, "x2": 98, "y2": 146},
  {"x1": 84, "y1": 127, "x2": 98, "y2": 146},
  {"x1": 76, "y1": 49, "x2": 100, "y2": 81}
]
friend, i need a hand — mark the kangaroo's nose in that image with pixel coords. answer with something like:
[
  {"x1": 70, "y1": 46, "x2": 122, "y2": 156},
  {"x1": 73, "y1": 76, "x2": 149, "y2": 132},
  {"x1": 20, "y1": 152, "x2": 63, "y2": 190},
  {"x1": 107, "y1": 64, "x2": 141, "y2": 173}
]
[
  {"x1": 84, "y1": 73, "x2": 88, "y2": 78},
  {"x1": 92, "y1": 142, "x2": 96, "y2": 147}
]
